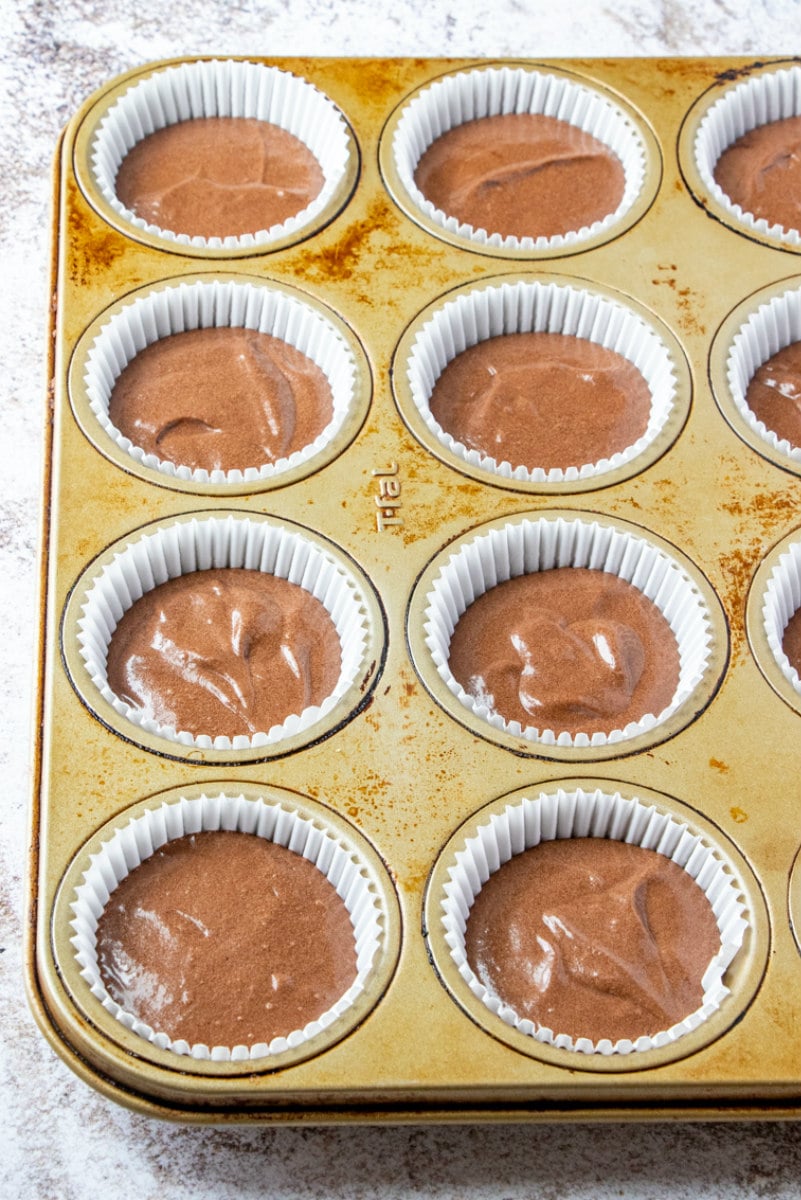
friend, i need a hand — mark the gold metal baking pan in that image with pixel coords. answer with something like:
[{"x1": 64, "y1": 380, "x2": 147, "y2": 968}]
[{"x1": 26, "y1": 54, "x2": 801, "y2": 1123}]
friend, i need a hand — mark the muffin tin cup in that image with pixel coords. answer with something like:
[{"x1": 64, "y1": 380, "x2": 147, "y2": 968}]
[
  {"x1": 424, "y1": 780, "x2": 766, "y2": 1071},
  {"x1": 68, "y1": 274, "x2": 371, "y2": 493},
  {"x1": 682, "y1": 60, "x2": 801, "y2": 251},
  {"x1": 710, "y1": 277, "x2": 801, "y2": 475},
  {"x1": 746, "y1": 525, "x2": 801, "y2": 716},
  {"x1": 73, "y1": 58, "x2": 358, "y2": 255},
  {"x1": 407, "y1": 510, "x2": 728, "y2": 760},
  {"x1": 394, "y1": 274, "x2": 691, "y2": 492},
  {"x1": 52, "y1": 784, "x2": 401, "y2": 1073},
  {"x1": 60, "y1": 511, "x2": 385, "y2": 762},
  {"x1": 380, "y1": 62, "x2": 660, "y2": 258}
]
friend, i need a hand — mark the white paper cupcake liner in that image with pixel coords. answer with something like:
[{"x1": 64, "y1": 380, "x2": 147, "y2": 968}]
[
  {"x1": 72, "y1": 514, "x2": 374, "y2": 751},
  {"x1": 404, "y1": 278, "x2": 679, "y2": 484},
  {"x1": 760, "y1": 534, "x2": 801, "y2": 697},
  {"x1": 89, "y1": 59, "x2": 353, "y2": 250},
  {"x1": 80, "y1": 277, "x2": 360, "y2": 485},
  {"x1": 68, "y1": 790, "x2": 386, "y2": 1062},
  {"x1": 694, "y1": 64, "x2": 801, "y2": 246},
  {"x1": 422, "y1": 514, "x2": 716, "y2": 748},
  {"x1": 391, "y1": 66, "x2": 648, "y2": 253},
  {"x1": 438, "y1": 785, "x2": 748, "y2": 1056},
  {"x1": 725, "y1": 283, "x2": 801, "y2": 465}
]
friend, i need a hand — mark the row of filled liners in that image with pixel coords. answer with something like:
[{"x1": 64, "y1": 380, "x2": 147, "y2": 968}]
[
  {"x1": 54, "y1": 780, "x2": 766, "y2": 1076},
  {"x1": 60, "y1": 510, "x2": 801, "y2": 765},
  {"x1": 75, "y1": 58, "x2": 801, "y2": 258},
  {"x1": 70, "y1": 273, "x2": 801, "y2": 496}
]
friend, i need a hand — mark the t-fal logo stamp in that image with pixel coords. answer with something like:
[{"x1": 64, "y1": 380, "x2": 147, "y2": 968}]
[{"x1": 372, "y1": 461, "x2": 403, "y2": 532}]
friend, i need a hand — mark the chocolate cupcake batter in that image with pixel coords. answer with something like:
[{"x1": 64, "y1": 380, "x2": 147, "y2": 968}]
[
  {"x1": 713, "y1": 115, "x2": 801, "y2": 233},
  {"x1": 105, "y1": 568, "x2": 341, "y2": 740},
  {"x1": 413, "y1": 112, "x2": 626, "y2": 240},
  {"x1": 447, "y1": 567, "x2": 679, "y2": 736},
  {"x1": 428, "y1": 331, "x2": 652, "y2": 471},
  {"x1": 115, "y1": 117, "x2": 324, "y2": 239},
  {"x1": 96, "y1": 830, "x2": 358, "y2": 1048},
  {"x1": 108, "y1": 327, "x2": 334, "y2": 473},
  {"x1": 466, "y1": 837, "x2": 720, "y2": 1045},
  {"x1": 782, "y1": 607, "x2": 801, "y2": 674},
  {"x1": 745, "y1": 339, "x2": 801, "y2": 449}
]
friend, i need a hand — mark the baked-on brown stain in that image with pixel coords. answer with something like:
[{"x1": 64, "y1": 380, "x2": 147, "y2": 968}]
[
  {"x1": 354, "y1": 767, "x2": 391, "y2": 800},
  {"x1": 714, "y1": 62, "x2": 773, "y2": 85},
  {"x1": 327, "y1": 57, "x2": 429, "y2": 118},
  {"x1": 718, "y1": 482, "x2": 800, "y2": 658},
  {"x1": 302, "y1": 219, "x2": 370, "y2": 282},
  {"x1": 66, "y1": 183, "x2": 129, "y2": 286},
  {"x1": 717, "y1": 541, "x2": 762, "y2": 658},
  {"x1": 300, "y1": 194, "x2": 449, "y2": 295},
  {"x1": 299, "y1": 196, "x2": 394, "y2": 283},
  {"x1": 96, "y1": 830, "x2": 357, "y2": 1048},
  {"x1": 725, "y1": 489, "x2": 799, "y2": 521},
  {"x1": 466, "y1": 838, "x2": 720, "y2": 1044},
  {"x1": 650, "y1": 266, "x2": 706, "y2": 337}
]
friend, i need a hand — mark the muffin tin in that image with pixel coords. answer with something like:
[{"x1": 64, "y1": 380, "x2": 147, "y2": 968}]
[{"x1": 27, "y1": 55, "x2": 801, "y2": 1122}]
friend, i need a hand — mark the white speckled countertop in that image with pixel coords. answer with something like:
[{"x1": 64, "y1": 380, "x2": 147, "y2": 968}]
[{"x1": 5, "y1": 1, "x2": 801, "y2": 1195}]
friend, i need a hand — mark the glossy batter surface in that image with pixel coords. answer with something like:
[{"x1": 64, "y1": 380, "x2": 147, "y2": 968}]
[
  {"x1": 109, "y1": 327, "x2": 333, "y2": 472},
  {"x1": 106, "y1": 568, "x2": 342, "y2": 740},
  {"x1": 745, "y1": 339, "x2": 801, "y2": 449},
  {"x1": 96, "y1": 831, "x2": 358, "y2": 1048},
  {"x1": 713, "y1": 115, "x2": 801, "y2": 233},
  {"x1": 115, "y1": 116, "x2": 324, "y2": 238},
  {"x1": 414, "y1": 112, "x2": 626, "y2": 240},
  {"x1": 465, "y1": 837, "x2": 720, "y2": 1044},
  {"x1": 447, "y1": 567, "x2": 679, "y2": 736},
  {"x1": 428, "y1": 331, "x2": 651, "y2": 471}
]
